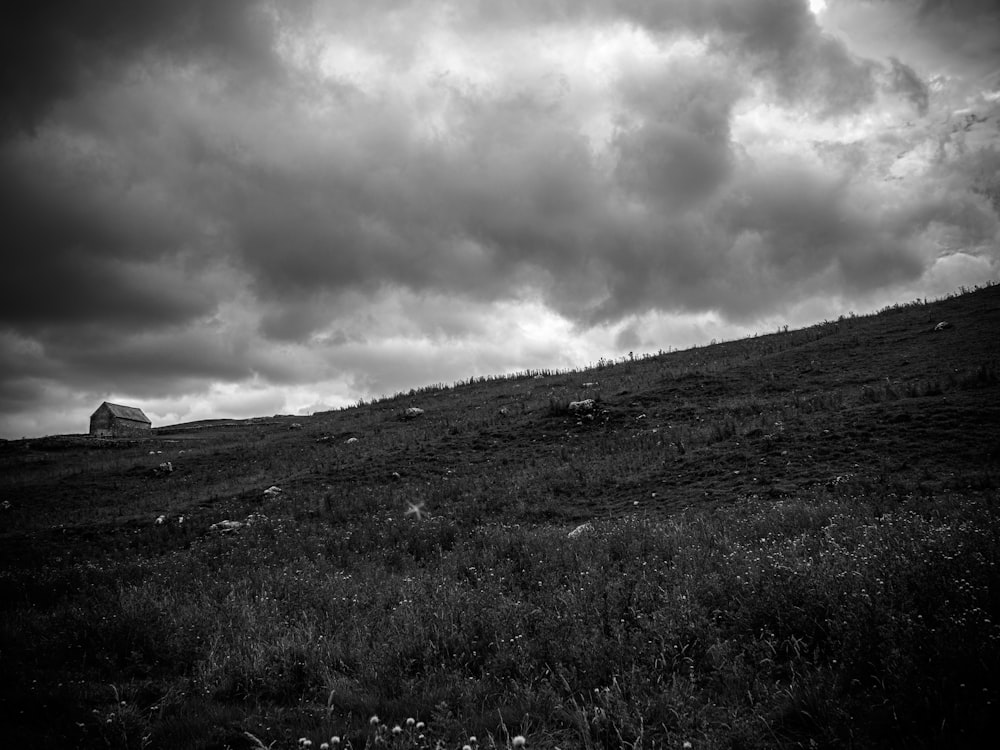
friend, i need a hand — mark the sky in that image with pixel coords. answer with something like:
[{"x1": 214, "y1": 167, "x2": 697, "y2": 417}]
[{"x1": 1, "y1": 0, "x2": 998, "y2": 439}]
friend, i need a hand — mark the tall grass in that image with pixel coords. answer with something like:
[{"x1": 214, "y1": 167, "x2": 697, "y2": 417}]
[{"x1": 4, "y1": 488, "x2": 997, "y2": 748}]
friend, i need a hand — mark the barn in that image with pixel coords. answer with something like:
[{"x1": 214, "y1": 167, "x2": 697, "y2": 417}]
[{"x1": 89, "y1": 402, "x2": 152, "y2": 437}]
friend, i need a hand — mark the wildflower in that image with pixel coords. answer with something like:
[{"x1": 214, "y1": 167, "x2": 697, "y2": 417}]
[
  {"x1": 331, "y1": 738, "x2": 341, "y2": 746},
  {"x1": 512, "y1": 736, "x2": 526, "y2": 748},
  {"x1": 321, "y1": 744, "x2": 330, "y2": 750},
  {"x1": 393, "y1": 725, "x2": 403, "y2": 736},
  {"x1": 468, "y1": 737, "x2": 477, "y2": 745},
  {"x1": 683, "y1": 742, "x2": 693, "y2": 749},
  {"x1": 406, "y1": 717, "x2": 416, "y2": 728},
  {"x1": 298, "y1": 739, "x2": 312, "y2": 749},
  {"x1": 370, "y1": 716, "x2": 381, "y2": 726},
  {"x1": 416, "y1": 722, "x2": 426, "y2": 731}
]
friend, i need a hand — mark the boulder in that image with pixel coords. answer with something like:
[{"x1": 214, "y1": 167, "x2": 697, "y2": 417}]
[{"x1": 210, "y1": 520, "x2": 244, "y2": 532}]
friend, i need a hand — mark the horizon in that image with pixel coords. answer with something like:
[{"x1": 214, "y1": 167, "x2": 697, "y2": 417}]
[
  {"x1": 7, "y1": 280, "x2": 992, "y2": 441},
  {"x1": 3, "y1": 0, "x2": 999, "y2": 440}
]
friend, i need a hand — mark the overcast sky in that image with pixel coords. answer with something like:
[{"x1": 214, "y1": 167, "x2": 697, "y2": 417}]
[{"x1": 2, "y1": 0, "x2": 998, "y2": 438}]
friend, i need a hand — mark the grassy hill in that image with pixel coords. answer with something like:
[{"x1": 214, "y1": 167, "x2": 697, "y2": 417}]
[{"x1": 1, "y1": 284, "x2": 999, "y2": 749}]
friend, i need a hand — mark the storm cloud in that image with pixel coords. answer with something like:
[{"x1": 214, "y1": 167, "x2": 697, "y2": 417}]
[{"x1": 1, "y1": 0, "x2": 997, "y2": 437}]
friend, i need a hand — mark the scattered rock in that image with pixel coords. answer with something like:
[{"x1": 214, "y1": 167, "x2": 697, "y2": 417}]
[
  {"x1": 155, "y1": 514, "x2": 166, "y2": 525},
  {"x1": 498, "y1": 407, "x2": 510, "y2": 416},
  {"x1": 567, "y1": 522, "x2": 594, "y2": 539},
  {"x1": 582, "y1": 382, "x2": 599, "y2": 387},
  {"x1": 568, "y1": 399, "x2": 595, "y2": 412},
  {"x1": 263, "y1": 486, "x2": 282, "y2": 497},
  {"x1": 152, "y1": 461, "x2": 173, "y2": 476},
  {"x1": 401, "y1": 407, "x2": 425, "y2": 420},
  {"x1": 933, "y1": 321, "x2": 953, "y2": 331},
  {"x1": 289, "y1": 423, "x2": 303, "y2": 430},
  {"x1": 209, "y1": 520, "x2": 244, "y2": 533},
  {"x1": 345, "y1": 437, "x2": 359, "y2": 444}
]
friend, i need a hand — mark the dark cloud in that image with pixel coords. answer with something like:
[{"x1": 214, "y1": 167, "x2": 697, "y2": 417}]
[
  {"x1": 613, "y1": 56, "x2": 740, "y2": 207},
  {"x1": 0, "y1": 131, "x2": 218, "y2": 332},
  {"x1": 6, "y1": 326, "x2": 246, "y2": 396},
  {"x1": 832, "y1": 0, "x2": 1000, "y2": 73},
  {"x1": 887, "y1": 57, "x2": 930, "y2": 114},
  {"x1": 0, "y1": 0, "x2": 283, "y2": 136},
  {"x1": 916, "y1": 0, "x2": 1000, "y2": 19}
]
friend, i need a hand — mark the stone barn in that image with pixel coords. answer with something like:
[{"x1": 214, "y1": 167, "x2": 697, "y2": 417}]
[{"x1": 89, "y1": 402, "x2": 152, "y2": 437}]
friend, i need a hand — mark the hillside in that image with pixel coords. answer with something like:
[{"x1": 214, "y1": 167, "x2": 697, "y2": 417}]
[{"x1": 1, "y1": 284, "x2": 999, "y2": 749}]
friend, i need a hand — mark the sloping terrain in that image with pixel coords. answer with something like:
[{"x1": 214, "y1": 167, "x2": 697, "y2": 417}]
[
  {"x1": 5, "y1": 285, "x2": 997, "y2": 538},
  {"x1": 1, "y1": 284, "x2": 998, "y2": 749}
]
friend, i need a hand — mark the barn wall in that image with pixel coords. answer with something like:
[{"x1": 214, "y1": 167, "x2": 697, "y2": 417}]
[
  {"x1": 90, "y1": 408, "x2": 113, "y2": 436},
  {"x1": 111, "y1": 419, "x2": 151, "y2": 437}
]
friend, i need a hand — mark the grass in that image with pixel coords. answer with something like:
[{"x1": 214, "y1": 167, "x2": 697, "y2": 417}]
[{"x1": 1, "y1": 283, "x2": 998, "y2": 748}]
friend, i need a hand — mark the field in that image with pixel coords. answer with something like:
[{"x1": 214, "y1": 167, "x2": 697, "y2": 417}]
[{"x1": 2, "y1": 284, "x2": 999, "y2": 749}]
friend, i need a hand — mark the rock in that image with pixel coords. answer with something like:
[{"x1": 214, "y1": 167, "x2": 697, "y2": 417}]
[
  {"x1": 401, "y1": 407, "x2": 425, "y2": 420},
  {"x1": 345, "y1": 437, "x2": 359, "y2": 444},
  {"x1": 568, "y1": 399, "x2": 595, "y2": 412},
  {"x1": 289, "y1": 423, "x2": 303, "y2": 430},
  {"x1": 210, "y1": 520, "x2": 243, "y2": 532},
  {"x1": 263, "y1": 486, "x2": 282, "y2": 497},
  {"x1": 568, "y1": 522, "x2": 594, "y2": 539},
  {"x1": 933, "y1": 321, "x2": 953, "y2": 331},
  {"x1": 155, "y1": 514, "x2": 166, "y2": 525}
]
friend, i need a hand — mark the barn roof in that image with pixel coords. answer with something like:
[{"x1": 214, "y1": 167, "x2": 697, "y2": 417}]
[{"x1": 97, "y1": 402, "x2": 151, "y2": 424}]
